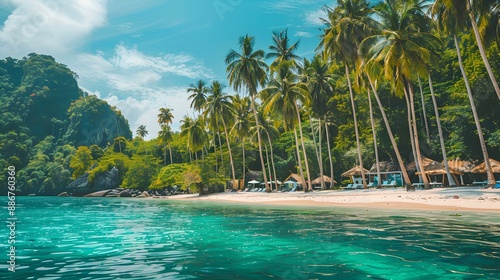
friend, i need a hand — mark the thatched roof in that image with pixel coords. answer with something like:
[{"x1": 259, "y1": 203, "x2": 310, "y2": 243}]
[
  {"x1": 369, "y1": 161, "x2": 399, "y2": 172},
  {"x1": 341, "y1": 166, "x2": 369, "y2": 177},
  {"x1": 283, "y1": 173, "x2": 306, "y2": 187},
  {"x1": 444, "y1": 159, "x2": 476, "y2": 173},
  {"x1": 471, "y1": 158, "x2": 500, "y2": 173},
  {"x1": 311, "y1": 175, "x2": 337, "y2": 185},
  {"x1": 409, "y1": 157, "x2": 462, "y2": 175}
]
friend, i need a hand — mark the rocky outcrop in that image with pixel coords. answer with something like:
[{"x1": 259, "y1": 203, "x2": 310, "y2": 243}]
[
  {"x1": 66, "y1": 167, "x2": 120, "y2": 196},
  {"x1": 57, "y1": 192, "x2": 69, "y2": 197},
  {"x1": 84, "y1": 189, "x2": 112, "y2": 197}
]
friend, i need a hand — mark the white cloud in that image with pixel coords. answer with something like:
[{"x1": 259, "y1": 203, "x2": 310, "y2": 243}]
[
  {"x1": 305, "y1": 9, "x2": 327, "y2": 26},
  {"x1": 0, "y1": 0, "x2": 107, "y2": 56},
  {"x1": 105, "y1": 88, "x2": 191, "y2": 139},
  {"x1": 295, "y1": 31, "x2": 313, "y2": 38}
]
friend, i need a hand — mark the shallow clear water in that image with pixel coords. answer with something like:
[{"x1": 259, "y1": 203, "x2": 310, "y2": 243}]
[{"x1": 0, "y1": 197, "x2": 499, "y2": 279}]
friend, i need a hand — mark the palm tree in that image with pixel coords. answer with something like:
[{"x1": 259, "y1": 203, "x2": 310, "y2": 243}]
[
  {"x1": 319, "y1": 0, "x2": 378, "y2": 189},
  {"x1": 300, "y1": 55, "x2": 336, "y2": 189},
  {"x1": 157, "y1": 107, "x2": 174, "y2": 126},
  {"x1": 180, "y1": 116, "x2": 207, "y2": 163},
  {"x1": 187, "y1": 80, "x2": 208, "y2": 113},
  {"x1": 231, "y1": 95, "x2": 252, "y2": 187},
  {"x1": 432, "y1": 0, "x2": 496, "y2": 187},
  {"x1": 360, "y1": 0, "x2": 442, "y2": 189},
  {"x1": 136, "y1": 125, "x2": 148, "y2": 139},
  {"x1": 261, "y1": 61, "x2": 312, "y2": 192},
  {"x1": 158, "y1": 125, "x2": 173, "y2": 165},
  {"x1": 225, "y1": 35, "x2": 270, "y2": 190},
  {"x1": 203, "y1": 81, "x2": 237, "y2": 187},
  {"x1": 266, "y1": 29, "x2": 301, "y2": 72}
]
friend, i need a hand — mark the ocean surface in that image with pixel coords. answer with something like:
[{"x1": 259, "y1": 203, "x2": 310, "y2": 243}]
[{"x1": 0, "y1": 196, "x2": 499, "y2": 279}]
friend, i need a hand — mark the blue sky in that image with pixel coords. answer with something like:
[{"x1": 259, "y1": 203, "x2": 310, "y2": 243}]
[{"x1": 0, "y1": 0, "x2": 375, "y2": 139}]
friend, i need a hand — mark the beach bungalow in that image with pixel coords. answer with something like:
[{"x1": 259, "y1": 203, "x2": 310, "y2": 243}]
[
  {"x1": 407, "y1": 157, "x2": 462, "y2": 187},
  {"x1": 282, "y1": 173, "x2": 306, "y2": 191},
  {"x1": 445, "y1": 159, "x2": 476, "y2": 185},
  {"x1": 471, "y1": 158, "x2": 500, "y2": 186},
  {"x1": 341, "y1": 166, "x2": 369, "y2": 189},
  {"x1": 367, "y1": 161, "x2": 403, "y2": 187},
  {"x1": 311, "y1": 175, "x2": 336, "y2": 190}
]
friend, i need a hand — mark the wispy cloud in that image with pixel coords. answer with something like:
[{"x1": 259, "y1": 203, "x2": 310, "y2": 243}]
[
  {"x1": 305, "y1": 9, "x2": 327, "y2": 26},
  {"x1": 259, "y1": 0, "x2": 325, "y2": 13},
  {"x1": 295, "y1": 31, "x2": 313, "y2": 38},
  {"x1": 0, "y1": 0, "x2": 107, "y2": 57}
]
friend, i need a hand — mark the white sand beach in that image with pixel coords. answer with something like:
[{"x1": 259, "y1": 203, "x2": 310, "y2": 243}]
[{"x1": 161, "y1": 187, "x2": 500, "y2": 212}]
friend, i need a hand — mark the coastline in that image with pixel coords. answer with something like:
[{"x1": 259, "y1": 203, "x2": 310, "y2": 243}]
[{"x1": 157, "y1": 187, "x2": 500, "y2": 212}]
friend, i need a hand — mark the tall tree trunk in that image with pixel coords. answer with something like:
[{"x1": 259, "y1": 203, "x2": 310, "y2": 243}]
[
  {"x1": 345, "y1": 63, "x2": 367, "y2": 188},
  {"x1": 454, "y1": 35, "x2": 496, "y2": 186},
  {"x1": 368, "y1": 77, "x2": 412, "y2": 189},
  {"x1": 168, "y1": 144, "x2": 173, "y2": 165},
  {"x1": 265, "y1": 130, "x2": 278, "y2": 192},
  {"x1": 407, "y1": 82, "x2": 430, "y2": 189},
  {"x1": 163, "y1": 146, "x2": 167, "y2": 166},
  {"x1": 428, "y1": 73, "x2": 456, "y2": 186},
  {"x1": 404, "y1": 90, "x2": 419, "y2": 177},
  {"x1": 295, "y1": 103, "x2": 312, "y2": 192},
  {"x1": 418, "y1": 76, "x2": 430, "y2": 140},
  {"x1": 213, "y1": 134, "x2": 218, "y2": 173},
  {"x1": 325, "y1": 120, "x2": 335, "y2": 188},
  {"x1": 217, "y1": 131, "x2": 224, "y2": 167},
  {"x1": 318, "y1": 118, "x2": 325, "y2": 189},
  {"x1": 310, "y1": 117, "x2": 325, "y2": 189},
  {"x1": 221, "y1": 119, "x2": 236, "y2": 189},
  {"x1": 367, "y1": 88, "x2": 381, "y2": 187},
  {"x1": 250, "y1": 96, "x2": 270, "y2": 191},
  {"x1": 294, "y1": 128, "x2": 306, "y2": 191},
  {"x1": 242, "y1": 138, "x2": 246, "y2": 190},
  {"x1": 469, "y1": 10, "x2": 500, "y2": 100}
]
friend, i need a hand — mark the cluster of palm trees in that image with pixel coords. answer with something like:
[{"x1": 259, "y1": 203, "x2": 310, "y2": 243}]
[{"x1": 158, "y1": 0, "x2": 500, "y2": 191}]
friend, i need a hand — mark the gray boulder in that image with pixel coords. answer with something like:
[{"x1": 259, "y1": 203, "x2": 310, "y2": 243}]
[
  {"x1": 119, "y1": 190, "x2": 132, "y2": 197},
  {"x1": 57, "y1": 192, "x2": 69, "y2": 197}
]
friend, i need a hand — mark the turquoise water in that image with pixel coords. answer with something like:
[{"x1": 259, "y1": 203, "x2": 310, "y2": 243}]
[{"x1": 0, "y1": 197, "x2": 499, "y2": 279}]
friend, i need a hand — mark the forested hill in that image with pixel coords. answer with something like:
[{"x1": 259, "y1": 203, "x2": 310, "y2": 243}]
[{"x1": 0, "y1": 54, "x2": 132, "y2": 195}]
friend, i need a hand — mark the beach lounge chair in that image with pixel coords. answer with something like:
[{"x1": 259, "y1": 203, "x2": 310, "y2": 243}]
[
  {"x1": 289, "y1": 186, "x2": 297, "y2": 192},
  {"x1": 342, "y1": 184, "x2": 353, "y2": 190},
  {"x1": 382, "y1": 180, "x2": 392, "y2": 187}
]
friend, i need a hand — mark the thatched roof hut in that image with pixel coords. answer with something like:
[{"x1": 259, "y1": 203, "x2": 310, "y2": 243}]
[
  {"x1": 369, "y1": 161, "x2": 399, "y2": 172},
  {"x1": 283, "y1": 173, "x2": 306, "y2": 187},
  {"x1": 444, "y1": 159, "x2": 475, "y2": 173},
  {"x1": 311, "y1": 175, "x2": 337, "y2": 185},
  {"x1": 408, "y1": 157, "x2": 462, "y2": 175},
  {"x1": 341, "y1": 166, "x2": 369, "y2": 177},
  {"x1": 245, "y1": 170, "x2": 263, "y2": 182},
  {"x1": 471, "y1": 158, "x2": 500, "y2": 173}
]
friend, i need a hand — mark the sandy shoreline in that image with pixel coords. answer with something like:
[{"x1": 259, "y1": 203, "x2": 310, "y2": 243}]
[{"x1": 156, "y1": 187, "x2": 500, "y2": 212}]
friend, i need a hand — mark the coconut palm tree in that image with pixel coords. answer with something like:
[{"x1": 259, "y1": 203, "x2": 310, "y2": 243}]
[
  {"x1": 157, "y1": 107, "x2": 174, "y2": 126},
  {"x1": 261, "y1": 61, "x2": 312, "y2": 192},
  {"x1": 136, "y1": 125, "x2": 148, "y2": 139},
  {"x1": 231, "y1": 94, "x2": 252, "y2": 186},
  {"x1": 319, "y1": 0, "x2": 378, "y2": 189},
  {"x1": 180, "y1": 116, "x2": 207, "y2": 163},
  {"x1": 158, "y1": 124, "x2": 173, "y2": 165},
  {"x1": 266, "y1": 29, "x2": 301, "y2": 72},
  {"x1": 300, "y1": 55, "x2": 336, "y2": 189},
  {"x1": 187, "y1": 80, "x2": 208, "y2": 113},
  {"x1": 203, "y1": 81, "x2": 237, "y2": 187},
  {"x1": 360, "y1": 0, "x2": 442, "y2": 189},
  {"x1": 432, "y1": 0, "x2": 496, "y2": 187},
  {"x1": 225, "y1": 35, "x2": 270, "y2": 190}
]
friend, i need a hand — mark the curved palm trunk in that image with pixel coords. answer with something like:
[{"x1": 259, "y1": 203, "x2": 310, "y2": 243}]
[
  {"x1": 217, "y1": 132, "x2": 224, "y2": 167},
  {"x1": 295, "y1": 102, "x2": 312, "y2": 192},
  {"x1": 367, "y1": 88, "x2": 381, "y2": 187},
  {"x1": 250, "y1": 96, "x2": 270, "y2": 191},
  {"x1": 368, "y1": 77, "x2": 412, "y2": 189},
  {"x1": 310, "y1": 117, "x2": 325, "y2": 189},
  {"x1": 454, "y1": 35, "x2": 496, "y2": 187},
  {"x1": 294, "y1": 128, "x2": 306, "y2": 192},
  {"x1": 345, "y1": 64, "x2": 367, "y2": 188},
  {"x1": 168, "y1": 144, "x2": 173, "y2": 165},
  {"x1": 221, "y1": 119, "x2": 236, "y2": 189},
  {"x1": 418, "y1": 76, "x2": 430, "y2": 140},
  {"x1": 407, "y1": 82, "x2": 430, "y2": 189},
  {"x1": 317, "y1": 119, "x2": 325, "y2": 189},
  {"x1": 404, "y1": 91, "x2": 419, "y2": 179},
  {"x1": 469, "y1": 11, "x2": 500, "y2": 101},
  {"x1": 325, "y1": 120, "x2": 335, "y2": 188},
  {"x1": 265, "y1": 130, "x2": 278, "y2": 191},
  {"x1": 242, "y1": 138, "x2": 246, "y2": 190},
  {"x1": 428, "y1": 74, "x2": 456, "y2": 186}
]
